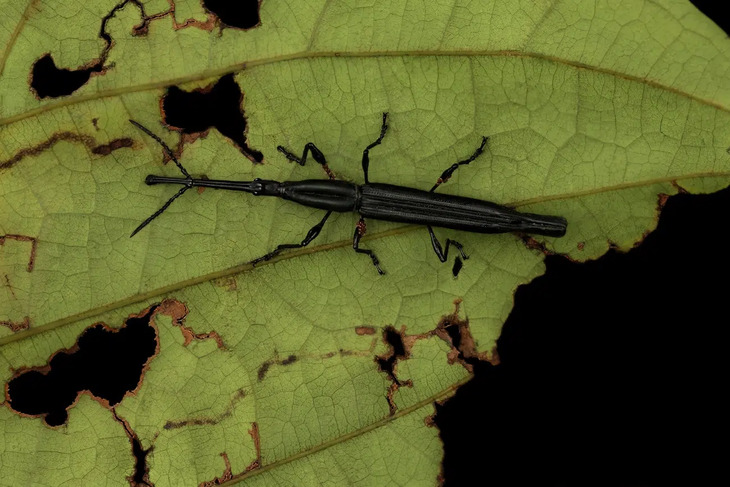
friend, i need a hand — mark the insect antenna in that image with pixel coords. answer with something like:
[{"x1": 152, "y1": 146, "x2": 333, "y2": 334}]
[
  {"x1": 129, "y1": 120, "x2": 193, "y2": 237},
  {"x1": 129, "y1": 185, "x2": 190, "y2": 237},
  {"x1": 129, "y1": 120, "x2": 191, "y2": 178}
]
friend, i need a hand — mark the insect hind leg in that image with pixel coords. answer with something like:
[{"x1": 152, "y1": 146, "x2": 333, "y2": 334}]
[
  {"x1": 429, "y1": 136, "x2": 488, "y2": 192},
  {"x1": 427, "y1": 225, "x2": 468, "y2": 265},
  {"x1": 251, "y1": 211, "x2": 333, "y2": 266},
  {"x1": 353, "y1": 217, "x2": 384, "y2": 275}
]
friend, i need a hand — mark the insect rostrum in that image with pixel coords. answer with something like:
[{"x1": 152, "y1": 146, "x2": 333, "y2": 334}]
[{"x1": 130, "y1": 114, "x2": 567, "y2": 274}]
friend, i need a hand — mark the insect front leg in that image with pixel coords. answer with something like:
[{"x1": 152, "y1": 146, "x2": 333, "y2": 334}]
[
  {"x1": 277, "y1": 142, "x2": 335, "y2": 179},
  {"x1": 353, "y1": 217, "x2": 384, "y2": 275},
  {"x1": 250, "y1": 211, "x2": 333, "y2": 266},
  {"x1": 361, "y1": 112, "x2": 389, "y2": 184},
  {"x1": 429, "y1": 136, "x2": 488, "y2": 192}
]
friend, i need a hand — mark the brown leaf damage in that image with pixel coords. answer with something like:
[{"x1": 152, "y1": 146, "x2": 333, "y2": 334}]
[
  {"x1": 374, "y1": 299, "x2": 498, "y2": 414},
  {"x1": 257, "y1": 354, "x2": 298, "y2": 382},
  {"x1": 520, "y1": 235, "x2": 556, "y2": 257},
  {"x1": 200, "y1": 452, "x2": 233, "y2": 487},
  {"x1": 246, "y1": 421, "x2": 261, "y2": 471},
  {"x1": 256, "y1": 341, "x2": 381, "y2": 383},
  {"x1": 213, "y1": 275, "x2": 238, "y2": 291},
  {"x1": 168, "y1": 299, "x2": 226, "y2": 349},
  {"x1": 163, "y1": 389, "x2": 246, "y2": 430},
  {"x1": 432, "y1": 299, "x2": 498, "y2": 367},
  {"x1": 3, "y1": 274, "x2": 15, "y2": 299},
  {"x1": 0, "y1": 234, "x2": 37, "y2": 272},
  {"x1": 92, "y1": 137, "x2": 135, "y2": 155},
  {"x1": 0, "y1": 316, "x2": 30, "y2": 333},
  {"x1": 0, "y1": 133, "x2": 133, "y2": 170},
  {"x1": 196, "y1": 419, "x2": 260, "y2": 485}
]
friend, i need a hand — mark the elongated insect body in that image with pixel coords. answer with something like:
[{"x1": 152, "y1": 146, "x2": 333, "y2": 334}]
[
  {"x1": 131, "y1": 114, "x2": 567, "y2": 274},
  {"x1": 144, "y1": 176, "x2": 566, "y2": 237}
]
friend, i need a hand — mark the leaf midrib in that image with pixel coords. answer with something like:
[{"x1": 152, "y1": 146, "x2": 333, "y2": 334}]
[
  {"x1": 0, "y1": 1, "x2": 34, "y2": 79},
  {"x1": 2, "y1": 49, "x2": 729, "y2": 129},
  {"x1": 227, "y1": 376, "x2": 471, "y2": 486},
  {"x1": 1, "y1": 164, "x2": 727, "y2": 347}
]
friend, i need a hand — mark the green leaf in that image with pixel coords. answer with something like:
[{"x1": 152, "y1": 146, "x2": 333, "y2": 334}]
[{"x1": 1, "y1": 1, "x2": 728, "y2": 485}]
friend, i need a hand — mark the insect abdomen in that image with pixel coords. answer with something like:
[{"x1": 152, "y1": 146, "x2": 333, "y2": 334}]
[{"x1": 358, "y1": 183, "x2": 567, "y2": 237}]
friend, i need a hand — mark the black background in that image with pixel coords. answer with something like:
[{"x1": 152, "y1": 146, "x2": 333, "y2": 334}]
[{"x1": 436, "y1": 2, "x2": 728, "y2": 486}]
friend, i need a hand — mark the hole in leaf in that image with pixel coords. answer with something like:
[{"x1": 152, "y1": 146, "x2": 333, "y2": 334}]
[
  {"x1": 203, "y1": 0, "x2": 261, "y2": 29},
  {"x1": 6, "y1": 306, "x2": 158, "y2": 427},
  {"x1": 161, "y1": 74, "x2": 263, "y2": 162},
  {"x1": 375, "y1": 326, "x2": 406, "y2": 385},
  {"x1": 131, "y1": 434, "x2": 152, "y2": 485},
  {"x1": 28, "y1": 0, "x2": 152, "y2": 98},
  {"x1": 30, "y1": 54, "x2": 102, "y2": 99}
]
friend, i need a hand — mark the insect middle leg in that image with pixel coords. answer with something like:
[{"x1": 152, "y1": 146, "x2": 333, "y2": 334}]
[
  {"x1": 251, "y1": 211, "x2": 333, "y2": 265},
  {"x1": 426, "y1": 136, "x2": 488, "y2": 266},
  {"x1": 353, "y1": 217, "x2": 384, "y2": 275},
  {"x1": 429, "y1": 136, "x2": 488, "y2": 192},
  {"x1": 277, "y1": 142, "x2": 335, "y2": 180},
  {"x1": 361, "y1": 112, "x2": 389, "y2": 184}
]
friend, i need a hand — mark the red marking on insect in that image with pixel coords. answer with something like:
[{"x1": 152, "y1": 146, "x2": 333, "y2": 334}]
[{"x1": 322, "y1": 164, "x2": 336, "y2": 180}]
